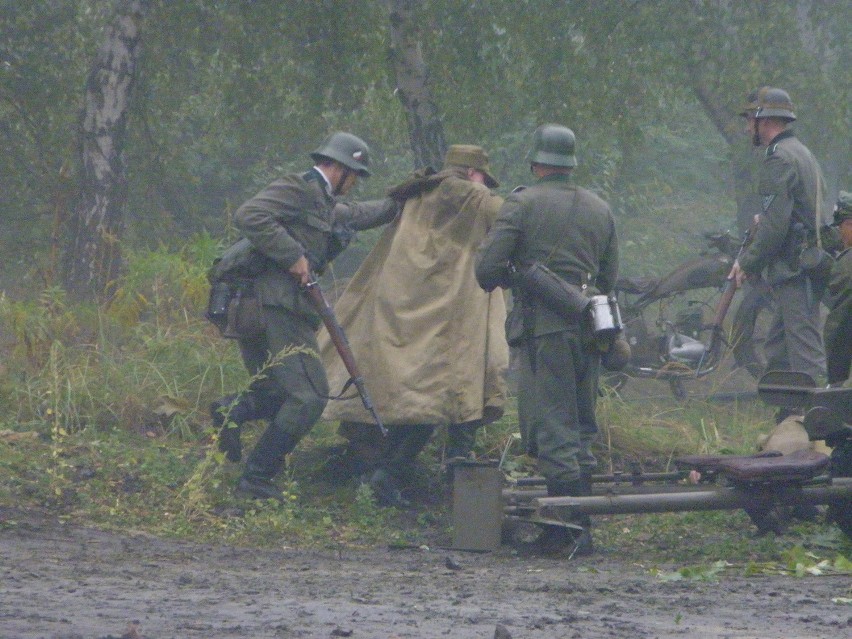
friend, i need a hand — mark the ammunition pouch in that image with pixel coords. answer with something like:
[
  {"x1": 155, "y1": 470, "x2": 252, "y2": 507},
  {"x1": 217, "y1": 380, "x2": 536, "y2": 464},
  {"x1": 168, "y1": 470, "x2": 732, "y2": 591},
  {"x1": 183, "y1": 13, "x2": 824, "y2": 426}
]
[
  {"x1": 514, "y1": 262, "x2": 591, "y2": 319},
  {"x1": 206, "y1": 278, "x2": 265, "y2": 339},
  {"x1": 206, "y1": 238, "x2": 272, "y2": 339},
  {"x1": 207, "y1": 238, "x2": 272, "y2": 284}
]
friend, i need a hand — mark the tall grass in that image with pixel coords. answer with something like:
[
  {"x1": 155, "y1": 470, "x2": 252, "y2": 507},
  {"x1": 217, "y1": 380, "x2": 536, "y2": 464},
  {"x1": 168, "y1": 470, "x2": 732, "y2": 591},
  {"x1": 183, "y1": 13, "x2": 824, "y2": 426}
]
[
  {"x1": 0, "y1": 235, "x2": 246, "y2": 438},
  {"x1": 1, "y1": 235, "x2": 847, "y2": 563}
]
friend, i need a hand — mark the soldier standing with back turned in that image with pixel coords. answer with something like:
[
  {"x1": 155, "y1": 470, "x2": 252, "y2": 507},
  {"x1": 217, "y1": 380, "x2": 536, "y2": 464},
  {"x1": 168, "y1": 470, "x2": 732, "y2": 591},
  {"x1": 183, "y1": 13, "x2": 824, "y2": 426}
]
[{"x1": 476, "y1": 124, "x2": 618, "y2": 556}]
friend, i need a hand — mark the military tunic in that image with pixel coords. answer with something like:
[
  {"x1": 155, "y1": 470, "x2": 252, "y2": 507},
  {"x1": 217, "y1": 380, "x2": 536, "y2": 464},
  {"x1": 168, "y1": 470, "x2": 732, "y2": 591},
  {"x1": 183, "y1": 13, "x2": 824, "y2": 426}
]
[
  {"x1": 825, "y1": 248, "x2": 852, "y2": 385},
  {"x1": 476, "y1": 173, "x2": 618, "y2": 485},
  {"x1": 233, "y1": 169, "x2": 397, "y2": 479},
  {"x1": 738, "y1": 130, "x2": 828, "y2": 381}
]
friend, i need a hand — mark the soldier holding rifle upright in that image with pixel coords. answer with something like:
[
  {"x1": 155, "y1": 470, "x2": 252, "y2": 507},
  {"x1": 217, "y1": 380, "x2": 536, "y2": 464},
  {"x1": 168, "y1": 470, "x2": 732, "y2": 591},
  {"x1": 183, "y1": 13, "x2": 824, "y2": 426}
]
[
  {"x1": 730, "y1": 88, "x2": 829, "y2": 395},
  {"x1": 209, "y1": 132, "x2": 398, "y2": 501}
]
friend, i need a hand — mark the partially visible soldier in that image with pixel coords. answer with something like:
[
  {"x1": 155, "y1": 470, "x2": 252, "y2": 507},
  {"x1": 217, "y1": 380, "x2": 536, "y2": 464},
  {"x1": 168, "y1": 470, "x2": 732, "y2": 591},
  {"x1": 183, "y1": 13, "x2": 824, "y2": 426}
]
[
  {"x1": 730, "y1": 87, "x2": 772, "y2": 378},
  {"x1": 825, "y1": 191, "x2": 852, "y2": 387},
  {"x1": 476, "y1": 124, "x2": 618, "y2": 556},
  {"x1": 319, "y1": 144, "x2": 509, "y2": 507},
  {"x1": 731, "y1": 88, "x2": 829, "y2": 389},
  {"x1": 209, "y1": 132, "x2": 399, "y2": 501}
]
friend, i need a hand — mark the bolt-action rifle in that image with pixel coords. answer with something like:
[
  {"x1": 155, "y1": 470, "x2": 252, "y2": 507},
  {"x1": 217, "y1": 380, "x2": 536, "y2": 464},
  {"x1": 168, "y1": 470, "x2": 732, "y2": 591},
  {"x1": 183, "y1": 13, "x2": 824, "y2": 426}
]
[
  {"x1": 700, "y1": 225, "x2": 755, "y2": 370},
  {"x1": 302, "y1": 276, "x2": 387, "y2": 436}
]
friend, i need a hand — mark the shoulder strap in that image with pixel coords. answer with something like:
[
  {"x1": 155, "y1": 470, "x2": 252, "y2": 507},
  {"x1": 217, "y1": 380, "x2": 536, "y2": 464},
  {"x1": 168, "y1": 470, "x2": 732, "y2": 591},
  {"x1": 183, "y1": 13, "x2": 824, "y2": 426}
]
[{"x1": 815, "y1": 177, "x2": 823, "y2": 250}]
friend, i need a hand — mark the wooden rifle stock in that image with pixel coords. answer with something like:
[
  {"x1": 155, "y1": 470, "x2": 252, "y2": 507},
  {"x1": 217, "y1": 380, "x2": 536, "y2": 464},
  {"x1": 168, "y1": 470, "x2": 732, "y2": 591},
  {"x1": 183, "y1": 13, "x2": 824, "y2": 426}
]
[
  {"x1": 704, "y1": 227, "x2": 755, "y2": 361},
  {"x1": 302, "y1": 277, "x2": 387, "y2": 436}
]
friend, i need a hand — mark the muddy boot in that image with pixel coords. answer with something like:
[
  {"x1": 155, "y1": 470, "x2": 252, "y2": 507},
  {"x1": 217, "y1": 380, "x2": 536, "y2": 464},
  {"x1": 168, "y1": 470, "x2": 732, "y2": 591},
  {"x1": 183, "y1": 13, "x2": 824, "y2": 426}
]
[
  {"x1": 236, "y1": 448, "x2": 289, "y2": 502},
  {"x1": 364, "y1": 468, "x2": 410, "y2": 508},
  {"x1": 446, "y1": 422, "x2": 480, "y2": 461},
  {"x1": 213, "y1": 393, "x2": 281, "y2": 463},
  {"x1": 235, "y1": 475, "x2": 284, "y2": 502},
  {"x1": 236, "y1": 428, "x2": 296, "y2": 502},
  {"x1": 335, "y1": 421, "x2": 385, "y2": 480},
  {"x1": 539, "y1": 479, "x2": 595, "y2": 558}
]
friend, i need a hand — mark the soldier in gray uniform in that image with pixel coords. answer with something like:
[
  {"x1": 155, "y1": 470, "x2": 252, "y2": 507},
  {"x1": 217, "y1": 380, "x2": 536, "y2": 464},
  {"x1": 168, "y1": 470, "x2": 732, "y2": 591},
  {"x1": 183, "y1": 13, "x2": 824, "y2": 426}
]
[
  {"x1": 731, "y1": 88, "x2": 828, "y2": 388},
  {"x1": 825, "y1": 192, "x2": 852, "y2": 386},
  {"x1": 211, "y1": 132, "x2": 398, "y2": 501},
  {"x1": 476, "y1": 124, "x2": 618, "y2": 555},
  {"x1": 730, "y1": 87, "x2": 772, "y2": 378}
]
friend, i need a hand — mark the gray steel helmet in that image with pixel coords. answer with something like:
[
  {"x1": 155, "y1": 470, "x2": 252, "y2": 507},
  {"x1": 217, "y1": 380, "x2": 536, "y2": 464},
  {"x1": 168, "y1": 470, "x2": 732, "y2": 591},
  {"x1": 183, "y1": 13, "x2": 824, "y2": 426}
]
[
  {"x1": 310, "y1": 132, "x2": 372, "y2": 176},
  {"x1": 754, "y1": 88, "x2": 796, "y2": 122},
  {"x1": 738, "y1": 86, "x2": 770, "y2": 117},
  {"x1": 525, "y1": 124, "x2": 577, "y2": 168}
]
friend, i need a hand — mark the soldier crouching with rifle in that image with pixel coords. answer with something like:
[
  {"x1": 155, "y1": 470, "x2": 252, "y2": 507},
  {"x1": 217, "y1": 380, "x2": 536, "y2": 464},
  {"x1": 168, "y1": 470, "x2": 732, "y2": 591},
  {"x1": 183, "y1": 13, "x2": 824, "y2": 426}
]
[{"x1": 207, "y1": 132, "x2": 398, "y2": 501}]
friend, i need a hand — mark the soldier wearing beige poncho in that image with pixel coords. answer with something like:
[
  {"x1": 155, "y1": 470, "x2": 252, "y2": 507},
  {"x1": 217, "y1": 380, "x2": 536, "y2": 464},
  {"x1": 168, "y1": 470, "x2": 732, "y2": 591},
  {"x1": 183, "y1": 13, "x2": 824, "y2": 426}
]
[{"x1": 318, "y1": 145, "x2": 509, "y2": 506}]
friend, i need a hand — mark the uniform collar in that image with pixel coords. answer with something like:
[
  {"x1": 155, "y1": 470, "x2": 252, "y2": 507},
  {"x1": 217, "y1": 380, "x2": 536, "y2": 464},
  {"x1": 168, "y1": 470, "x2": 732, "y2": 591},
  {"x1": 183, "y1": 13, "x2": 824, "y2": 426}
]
[
  {"x1": 767, "y1": 129, "x2": 795, "y2": 147},
  {"x1": 536, "y1": 172, "x2": 572, "y2": 185},
  {"x1": 302, "y1": 166, "x2": 334, "y2": 198}
]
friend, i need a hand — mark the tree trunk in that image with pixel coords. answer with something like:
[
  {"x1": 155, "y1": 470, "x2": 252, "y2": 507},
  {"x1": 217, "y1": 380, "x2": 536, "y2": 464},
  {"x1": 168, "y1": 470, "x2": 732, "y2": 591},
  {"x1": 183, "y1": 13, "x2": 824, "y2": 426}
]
[
  {"x1": 62, "y1": 0, "x2": 150, "y2": 300},
  {"x1": 386, "y1": 0, "x2": 446, "y2": 171},
  {"x1": 689, "y1": 80, "x2": 758, "y2": 233}
]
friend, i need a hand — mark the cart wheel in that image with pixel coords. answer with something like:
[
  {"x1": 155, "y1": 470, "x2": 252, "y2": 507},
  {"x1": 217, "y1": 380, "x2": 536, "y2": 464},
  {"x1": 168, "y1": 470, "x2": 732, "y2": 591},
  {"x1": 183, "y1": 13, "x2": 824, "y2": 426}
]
[{"x1": 669, "y1": 377, "x2": 687, "y2": 400}]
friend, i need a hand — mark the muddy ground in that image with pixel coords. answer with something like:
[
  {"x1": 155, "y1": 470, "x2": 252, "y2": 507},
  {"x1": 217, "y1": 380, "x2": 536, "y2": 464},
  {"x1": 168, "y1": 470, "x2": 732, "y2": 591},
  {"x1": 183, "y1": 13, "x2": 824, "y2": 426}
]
[
  {"x1": 1, "y1": 506, "x2": 849, "y2": 639},
  {"x1": 4, "y1": 364, "x2": 850, "y2": 639}
]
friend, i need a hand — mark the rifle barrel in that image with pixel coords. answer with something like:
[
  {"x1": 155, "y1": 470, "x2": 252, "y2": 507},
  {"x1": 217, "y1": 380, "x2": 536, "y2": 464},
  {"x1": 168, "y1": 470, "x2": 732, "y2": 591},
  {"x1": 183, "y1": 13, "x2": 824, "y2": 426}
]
[{"x1": 303, "y1": 278, "x2": 387, "y2": 436}]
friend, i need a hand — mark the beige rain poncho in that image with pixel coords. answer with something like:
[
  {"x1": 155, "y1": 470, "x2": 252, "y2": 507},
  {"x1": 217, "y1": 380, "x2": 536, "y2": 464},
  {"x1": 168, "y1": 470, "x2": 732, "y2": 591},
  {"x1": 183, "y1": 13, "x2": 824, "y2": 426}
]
[{"x1": 319, "y1": 168, "x2": 508, "y2": 427}]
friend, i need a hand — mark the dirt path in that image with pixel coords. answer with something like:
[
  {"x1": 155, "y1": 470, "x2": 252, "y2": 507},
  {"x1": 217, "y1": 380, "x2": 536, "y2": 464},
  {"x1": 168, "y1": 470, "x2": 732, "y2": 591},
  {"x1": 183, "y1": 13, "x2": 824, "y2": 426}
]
[{"x1": 1, "y1": 508, "x2": 848, "y2": 639}]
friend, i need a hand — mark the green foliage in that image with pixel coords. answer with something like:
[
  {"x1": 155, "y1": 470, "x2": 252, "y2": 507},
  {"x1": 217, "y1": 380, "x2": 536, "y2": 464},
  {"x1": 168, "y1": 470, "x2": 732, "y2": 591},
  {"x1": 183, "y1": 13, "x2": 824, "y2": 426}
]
[
  {"x1": 3, "y1": 0, "x2": 849, "y2": 292},
  {"x1": 0, "y1": 239, "x2": 245, "y2": 437},
  {"x1": 1, "y1": 1, "x2": 851, "y2": 562}
]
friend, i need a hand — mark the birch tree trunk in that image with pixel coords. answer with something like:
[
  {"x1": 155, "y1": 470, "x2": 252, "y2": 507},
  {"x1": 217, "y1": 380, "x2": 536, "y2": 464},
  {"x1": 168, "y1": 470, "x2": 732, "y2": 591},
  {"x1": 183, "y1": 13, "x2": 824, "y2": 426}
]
[
  {"x1": 386, "y1": 0, "x2": 446, "y2": 170},
  {"x1": 62, "y1": 0, "x2": 150, "y2": 300}
]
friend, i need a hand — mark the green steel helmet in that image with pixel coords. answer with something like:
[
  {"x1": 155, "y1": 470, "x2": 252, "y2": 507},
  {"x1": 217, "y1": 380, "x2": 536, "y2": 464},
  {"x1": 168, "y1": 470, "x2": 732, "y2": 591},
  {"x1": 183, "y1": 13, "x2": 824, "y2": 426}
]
[
  {"x1": 754, "y1": 87, "x2": 796, "y2": 122},
  {"x1": 525, "y1": 124, "x2": 577, "y2": 168},
  {"x1": 738, "y1": 86, "x2": 770, "y2": 117},
  {"x1": 310, "y1": 132, "x2": 371, "y2": 176},
  {"x1": 833, "y1": 191, "x2": 852, "y2": 225}
]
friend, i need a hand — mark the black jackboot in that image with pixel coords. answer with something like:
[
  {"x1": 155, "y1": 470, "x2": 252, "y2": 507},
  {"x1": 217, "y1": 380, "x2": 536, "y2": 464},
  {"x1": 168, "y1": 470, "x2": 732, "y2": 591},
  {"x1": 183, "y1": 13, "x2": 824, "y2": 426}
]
[
  {"x1": 211, "y1": 394, "x2": 251, "y2": 462},
  {"x1": 537, "y1": 479, "x2": 594, "y2": 558},
  {"x1": 236, "y1": 428, "x2": 296, "y2": 503},
  {"x1": 211, "y1": 392, "x2": 278, "y2": 462}
]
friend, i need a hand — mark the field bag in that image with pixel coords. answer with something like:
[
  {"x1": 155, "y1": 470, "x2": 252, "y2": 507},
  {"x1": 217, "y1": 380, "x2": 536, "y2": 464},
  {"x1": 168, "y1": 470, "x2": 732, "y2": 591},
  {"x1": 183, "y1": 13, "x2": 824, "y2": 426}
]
[
  {"x1": 798, "y1": 179, "x2": 834, "y2": 280},
  {"x1": 205, "y1": 279, "x2": 265, "y2": 339},
  {"x1": 205, "y1": 238, "x2": 270, "y2": 339}
]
